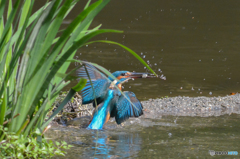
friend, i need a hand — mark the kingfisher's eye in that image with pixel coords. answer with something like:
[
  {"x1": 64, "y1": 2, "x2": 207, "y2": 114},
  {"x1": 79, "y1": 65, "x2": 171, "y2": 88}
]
[{"x1": 121, "y1": 73, "x2": 125, "y2": 76}]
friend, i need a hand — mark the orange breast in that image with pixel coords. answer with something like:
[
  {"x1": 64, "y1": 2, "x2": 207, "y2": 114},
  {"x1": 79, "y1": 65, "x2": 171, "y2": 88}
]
[
  {"x1": 105, "y1": 112, "x2": 111, "y2": 124},
  {"x1": 117, "y1": 84, "x2": 122, "y2": 91}
]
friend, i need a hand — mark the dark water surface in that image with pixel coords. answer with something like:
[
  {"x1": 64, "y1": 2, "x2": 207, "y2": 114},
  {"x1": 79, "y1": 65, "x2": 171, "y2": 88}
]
[
  {"x1": 63, "y1": 0, "x2": 240, "y2": 100},
  {"x1": 35, "y1": 0, "x2": 240, "y2": 99},
  {"x1": 36, "y1": 0, "x2": 240, "y2": 158},
  {"x1": 47, "y1": 114, "x2": 240, "y2": 159}
]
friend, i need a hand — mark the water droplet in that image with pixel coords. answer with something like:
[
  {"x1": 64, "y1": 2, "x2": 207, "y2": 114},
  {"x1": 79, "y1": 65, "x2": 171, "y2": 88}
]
[
  {"x1": 141, "y1": 52, "x2": 143, "y2": 55},
  {"x1": 198, "y1": 88, "x2": 200, "y2": 91},
  {"x1": 158, "y1": 69, "x2": 161, "y2": 72},
  {"x1": 161, "y1": 49, "x2": 163, "y2": 51},
  {"x1": 147, "y1": 60, "x2": 150, "y2": 64},
  {"x1": 129, "y1": 86, "x2": 131, "y2": 88},
  {"x1": 154, "y1": 63, "x2": 157, "y2": 66},
  {"x1": 212, "y1": 59, "x2": 214, "y2": 61},
  {"x1": 152, "y1": 56, "x2": 154, "y2": 58},
  {"x1": 144, "y1": 67, "x2": 146, "y2": 69},
  {"x1": 191, "y1": 87, "x2": 194, "y2": 91},
  {"x1": 209, "y1": 92, "x2": 212, "y2": 95},
  {"x1": 180, "y1": 87, "x2": 183, "y2": 89},
  {"x1": 203, "y1": 78, "x2": 205, "y2": 80},
  {"x1": 168, "y1": 133, "x2": 172, "y2": 137},
  {"x1": 160, "y1": 74, "x2": 166, "y2": 80},
  {"x1": 143, "y1": 55, "x2": 146, "y2": 58},
  {"x1": 199, "y1": 59, "x2": 201, "y2": 62},
  {"x1": 86, "y1": 45, "x2": 88, "y2": 47}
]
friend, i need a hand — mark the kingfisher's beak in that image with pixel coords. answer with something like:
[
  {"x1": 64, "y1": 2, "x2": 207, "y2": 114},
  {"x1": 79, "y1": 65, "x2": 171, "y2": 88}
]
[
  {"x1": 117, "y1": 72, "x2": 157, "y2": 85},
  {"x1": 128, "y1": 72, "x2": 157, "y2": 78}
]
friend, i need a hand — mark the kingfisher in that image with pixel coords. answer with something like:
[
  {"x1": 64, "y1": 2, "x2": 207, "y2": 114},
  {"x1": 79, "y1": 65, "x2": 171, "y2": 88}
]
[{"x1": 77, "y1": 63, "x2": 155, "y2": 129}]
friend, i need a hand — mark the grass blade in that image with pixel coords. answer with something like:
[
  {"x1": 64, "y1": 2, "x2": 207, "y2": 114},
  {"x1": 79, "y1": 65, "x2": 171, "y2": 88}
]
[
  {"x1": 40, "y1": 78, "x2": 87, "y2": 131},
  {"x1": 86, "y1": 40, "x2": 157, "y2": 76}
]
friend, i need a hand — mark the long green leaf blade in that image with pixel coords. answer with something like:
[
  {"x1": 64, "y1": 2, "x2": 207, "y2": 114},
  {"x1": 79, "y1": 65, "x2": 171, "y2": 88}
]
[{"x1": 86, "y1": 40, "x2": 157, "y2": 76}]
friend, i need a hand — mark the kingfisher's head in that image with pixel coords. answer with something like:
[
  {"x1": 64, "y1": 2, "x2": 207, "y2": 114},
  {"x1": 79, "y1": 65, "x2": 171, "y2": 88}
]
[{"x1": 109, "y1": 71, "x2": 156, "y2": 90}]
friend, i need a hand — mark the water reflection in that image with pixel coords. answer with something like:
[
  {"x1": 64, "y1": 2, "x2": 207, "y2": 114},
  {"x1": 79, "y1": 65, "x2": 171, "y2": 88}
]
[
  {"x1": 49, "y1": 114, "x2": 240, "y2": 159},
  {"x1": 85, "y1": 131, "x2": 142, "y2": 158}
]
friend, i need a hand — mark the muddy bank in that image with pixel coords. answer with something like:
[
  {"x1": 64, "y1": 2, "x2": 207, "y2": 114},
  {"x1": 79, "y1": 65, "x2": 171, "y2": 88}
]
[{"x1": 52, "y1": 93, "x2": 240, "y2": 126}]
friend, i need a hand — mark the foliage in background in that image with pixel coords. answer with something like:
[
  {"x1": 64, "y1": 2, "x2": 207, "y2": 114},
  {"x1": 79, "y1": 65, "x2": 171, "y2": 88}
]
[{"x1": 0, "y1": 0, "x2": 156, "y2": 157}]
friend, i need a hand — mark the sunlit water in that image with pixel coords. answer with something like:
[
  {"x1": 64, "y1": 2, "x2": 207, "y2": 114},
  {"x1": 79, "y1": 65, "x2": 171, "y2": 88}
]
[
  {"x1": 36, "y1": 0, "x2": 240, "y2": 158},
  {"x1": 47, "y1": 114, "x2": 240, "y2": 159}
]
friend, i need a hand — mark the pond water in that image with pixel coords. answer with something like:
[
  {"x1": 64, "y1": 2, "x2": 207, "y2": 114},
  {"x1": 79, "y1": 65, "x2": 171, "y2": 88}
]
[
  {"x1": 63, "y1": 0, "x2": 240, "y2": 100},
  {"x1": 38, "y1": 0, "x2": 240, "y2": 158},
  {"x1": 47, "y1": 114, "x2": 240, "y2": 158},
  {"x1": 34, "y1": 0, "x2": 240, "y2": 100}
]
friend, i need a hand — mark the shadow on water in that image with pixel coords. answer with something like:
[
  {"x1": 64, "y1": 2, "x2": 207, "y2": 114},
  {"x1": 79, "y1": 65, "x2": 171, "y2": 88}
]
[{"x1": 47, "y1": 114, "x2": 240, "y2": 158}]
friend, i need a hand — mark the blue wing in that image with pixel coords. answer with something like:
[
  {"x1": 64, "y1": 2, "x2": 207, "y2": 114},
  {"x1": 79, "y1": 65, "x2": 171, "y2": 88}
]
[
  {"x1": 77, "y1": 63, "x2": 110, "y2": 107},
  {"x1": 81, "y1": 79, "x2": 110, "y2": 106},
  {"x1": 115, "y1": 91, "x2": 143, "y2": 124},
  {"x1": 76, "y1": 63, "x2": 106, "y2": 80}
]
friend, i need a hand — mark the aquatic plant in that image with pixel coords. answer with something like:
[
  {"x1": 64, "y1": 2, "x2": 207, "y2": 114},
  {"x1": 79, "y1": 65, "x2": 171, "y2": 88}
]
[{"x1": 0, "y1": 0, "x2": 156, "y2": 157}]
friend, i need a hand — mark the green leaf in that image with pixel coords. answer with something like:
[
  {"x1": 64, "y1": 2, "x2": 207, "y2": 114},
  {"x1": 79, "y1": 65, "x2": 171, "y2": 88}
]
[
  {"x1": 72, "y1": 78, "x2": 87, "y2": 92},
  {"x1": 86, "y1": 40, "x2": 157, "y2": 76},
  {"x1": 55, "y1": 141, "x2": 60, "y2": 146},
  {"x1": 0, "y1": 0, "x2": 7, "y2": 21},
  {"x1": 0, "y1": 88, "x2": 7, "y2": 126},
  {"x1": 0, "y1": 0, "x2": 20, "y2": 49}
]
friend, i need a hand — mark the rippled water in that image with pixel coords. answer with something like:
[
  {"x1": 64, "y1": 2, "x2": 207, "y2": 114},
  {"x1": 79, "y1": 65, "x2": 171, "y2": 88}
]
[
  {"x1": 37, "y1": 0, "x2": 240, "y2": 158},
  {"x1": 47, "y1": 114, "x2": 240, "y2": 159}
]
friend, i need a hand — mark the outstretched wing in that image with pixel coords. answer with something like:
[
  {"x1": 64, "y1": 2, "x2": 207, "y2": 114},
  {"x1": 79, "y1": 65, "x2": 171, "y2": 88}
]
[
  {"x1": 115, "y1": 91, "x2": 143, "y2": 124},
  {"x1": 76, "y1": 63, "x2": 106, "y2": 80},
  {"x1": 77, "y1": 63, "x2": 110, "y2": 107},
  {"x1": 81, "y1": 79, "x2": 110, "y2": 106}
]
